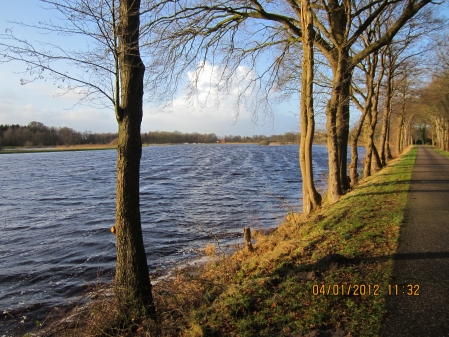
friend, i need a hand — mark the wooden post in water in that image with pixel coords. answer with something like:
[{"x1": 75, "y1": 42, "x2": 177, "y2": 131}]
[{"x1": 244, "y1": 227, "x2": 253, "y2": 252}]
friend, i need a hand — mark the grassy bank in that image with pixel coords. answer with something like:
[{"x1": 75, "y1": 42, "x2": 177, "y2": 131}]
[
  {"x1": 0, "y1": 144, "x2": 117, "y2": 154},
  {"x1": 37, "y1": 146, "x2": 417, "y2": 337}
]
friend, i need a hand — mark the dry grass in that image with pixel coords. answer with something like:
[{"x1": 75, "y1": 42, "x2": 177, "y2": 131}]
[
  {"x1": 55, "y1": 143, "x2": 116, "y2": 150},
  {"x1": 204, "y1": 243, "x2": 216, "y2": 257}
]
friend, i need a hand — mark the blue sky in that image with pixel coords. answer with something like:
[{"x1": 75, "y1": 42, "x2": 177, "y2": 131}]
[{"x1": 0, "y1": 1, "x2": 447, "y2": 137}]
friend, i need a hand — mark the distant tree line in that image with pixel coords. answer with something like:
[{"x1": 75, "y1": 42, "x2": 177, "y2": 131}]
[
  {"x1": 220, "y1": 132, "x2": 304, "y2": 144},
  {"x1": 0, "y1": 121, "x2": 117, "y2": 147},
  {"x1": 142, "y1": 131, "x2": 306, "y2": 144},
  {"x1": 0, "y1": 121, "x2": 308, "y2": 147},
  {"x1": 141, "y1": 131, "x2": 219, "y2": 144}
]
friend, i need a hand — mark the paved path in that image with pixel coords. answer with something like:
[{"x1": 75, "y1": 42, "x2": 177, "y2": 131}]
[{"x1": 382, "y1": 146, "x2": 449, "y2": 336}]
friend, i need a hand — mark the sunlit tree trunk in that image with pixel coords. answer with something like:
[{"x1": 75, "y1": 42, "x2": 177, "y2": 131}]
[
  {"x1": 443, "y1": 120, "x2": 449, "y2": 151},
  {"x1": 397, "y1": 114, "x2": 405, "y2": 155},
  {"x1": 405, "y1": 116, "x2": 413, "y2": 148},
  {"x1": 369, "y1": 64, "x2": 383, "y2": 175},
  {"x1": 326, "y1": 48, "x2": 352, "y2": 203},
  {"x1": 349, "y1": 106, "x2": 367, "y2": 187},
  {"x1": 299, "y1": 0, "x2": 321, "y2": 215},
  {"x1": 114, "y1": 0, "x2": 155, "y2": 317},
  {"x1": 380, "y1": 50, "x2": 394, "y2": 166},
  {"x1": 386, "y1": 123, "x2": 393, "y2": 159}
]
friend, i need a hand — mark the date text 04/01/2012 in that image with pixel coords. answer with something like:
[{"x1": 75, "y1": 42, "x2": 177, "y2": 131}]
[{"x1": 312, "y1": 284, "x2": 420, "y2": 296}]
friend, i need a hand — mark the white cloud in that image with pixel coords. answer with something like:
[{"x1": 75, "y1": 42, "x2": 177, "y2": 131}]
[
  {"x1": 142, "y1": 62, "x2": 278, "y2": 135},
  {"x1": 180, "y1": 62, "x2": 253, "y2": 119}
]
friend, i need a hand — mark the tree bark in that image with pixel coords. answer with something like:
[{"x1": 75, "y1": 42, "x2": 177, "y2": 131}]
[
  {"x1": 336, "y1": 68, "x2": 352, "y2": 193},
  {"x1": 363, "y1": 108, "x2": 382, "y2": 178},
  {"x1": 349, "y1": 106, "x2": 367, "y2": 187},
  {"x1": 371, "y1": 144, "x2": 382, "y2": 172},
  {"x1": 299, "y1": 0, "x2": 321, "y2": 215},
  {"x1": 379, "y1": 53, "x2": 393, "y2": 166},
  {"x1": 397, "y1": 114, "x2": 405, "y2": 155},
  {"x1": 114, "y1": 0, "x2": 154, "y2": 317},
  {"x1": 386, "y1": 120, "x2": 393, "y2": 159},
  {"x1": 443, "y1": 120, "x2": 449, "y2": 151},
  {"x1": 433, "y1": 118, "x2": 440, "y2": 148},
  {"x1": 368, "y1": 56, "x2": 383, "y2": 175},
  {"x1": 363, "y1": 108, "x2": 374, "y2": 178},
  {"x1": 326, "y1": 49, "x2": 352, "y2": 203}
]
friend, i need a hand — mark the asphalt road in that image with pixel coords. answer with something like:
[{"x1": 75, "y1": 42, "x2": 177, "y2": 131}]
[{"x1": 382, "y1": 146, "x2": 449, "y2": 336}]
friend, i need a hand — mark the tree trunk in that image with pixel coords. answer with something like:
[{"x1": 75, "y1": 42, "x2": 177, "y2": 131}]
[
  {"x1": 114, "y1": 0, "x2": 154, "y2": 317},
  {"x1": 336, "y1": 67, "x2": 352, "y2": 193},
  {"x1": 437, "y1": 117, "x2": 444, "y2": 149},
  {"x1": 397, "y1": 114, "x2": 404, "y2": 155},
  {"x1": 364, "y1": 110, "x2": 382, "y2": 177},
  {"x1": 443, "y1": 120, "x2": 449, "y2": 151},
  {"x1": 299, "y1": 0, "x2": 321, "y2": 215},
  {"x1": 386, "y1": 119, "x2": 393, "y2": 160},
  {"x1": 371, "y1": 144, "x2": 382, "y2": 172},
  {"x1": 326, "y1": 49, "x2": 351, "y2": 203},
  {"x1": 363, "y1": 109, "x2": 373, "y2": 178},
  {"x1": 404, "y1": 123, "x2": 408, "y2": 148},
  {"x1": 379, "y1": 60, "x2": 393, "y2": 166},
  {"x1": 357, "y1": 50, "x2": 383, "y2": 179},
  {"x1": 349, "y1": 108, "x2": 367, "y2": 187}
]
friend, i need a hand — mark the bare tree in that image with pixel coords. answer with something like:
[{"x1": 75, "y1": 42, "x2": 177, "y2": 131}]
[{"x1": 1, "y1": 0, "x2": 155, "y2": 317}]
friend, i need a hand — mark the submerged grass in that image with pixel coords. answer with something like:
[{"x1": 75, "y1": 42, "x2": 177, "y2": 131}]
[{"x1": 36, "y1": 147, "x2": 418, "y2": 337}]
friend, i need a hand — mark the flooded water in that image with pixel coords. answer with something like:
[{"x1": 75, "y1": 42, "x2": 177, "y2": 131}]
[{"x1": 0, "y1": 144, "x2": 352, "y2": 335}]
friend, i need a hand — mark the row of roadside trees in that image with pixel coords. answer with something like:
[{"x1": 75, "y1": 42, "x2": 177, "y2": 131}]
[{"x1": 0, "y1": 0, "x2": 445, "y2": 326}]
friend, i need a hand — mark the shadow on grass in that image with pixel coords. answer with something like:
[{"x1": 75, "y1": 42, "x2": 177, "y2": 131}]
[
  {"x1": 344, "y1": 190, "x2": 408, "y2": 200},
  {"x1": 359, "y1": 180, "x2": 410, "y2": 187},
  {"x1": 354, "y1": 251, "x2": 449, "y2": 264},
  {"x1": 268, "y1": 251, "x2": 449, "y2": 281}
]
